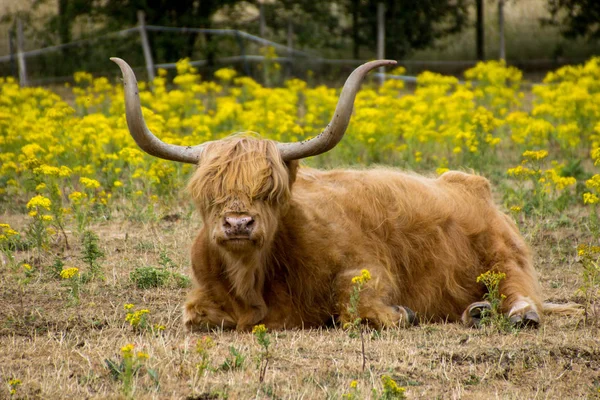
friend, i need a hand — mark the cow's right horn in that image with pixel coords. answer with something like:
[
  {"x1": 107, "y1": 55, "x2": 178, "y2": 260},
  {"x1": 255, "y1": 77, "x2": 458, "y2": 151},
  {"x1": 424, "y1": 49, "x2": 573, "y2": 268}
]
[{"x1": 111, "y1": 57, "x2": 208, "y2": 164}]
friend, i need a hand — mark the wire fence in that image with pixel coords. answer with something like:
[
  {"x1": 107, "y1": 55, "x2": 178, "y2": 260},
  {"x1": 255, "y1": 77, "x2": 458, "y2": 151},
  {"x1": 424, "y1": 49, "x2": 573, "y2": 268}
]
[{"x1": 1, "y1": 13, "x2": 584, "y2": 88}]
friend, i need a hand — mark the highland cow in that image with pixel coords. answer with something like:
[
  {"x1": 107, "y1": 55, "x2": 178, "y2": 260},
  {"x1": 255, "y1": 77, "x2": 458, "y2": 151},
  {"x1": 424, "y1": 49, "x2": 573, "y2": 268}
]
[{"x1": 112, "y1": 57, "x2": 576, "y2": 331}]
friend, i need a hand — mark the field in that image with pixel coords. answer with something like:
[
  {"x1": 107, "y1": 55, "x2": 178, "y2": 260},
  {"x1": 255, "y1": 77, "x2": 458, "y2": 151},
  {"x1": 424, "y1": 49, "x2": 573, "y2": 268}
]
[{"x1": 1, "y1": 57, "x2": 600, "y2": 399}]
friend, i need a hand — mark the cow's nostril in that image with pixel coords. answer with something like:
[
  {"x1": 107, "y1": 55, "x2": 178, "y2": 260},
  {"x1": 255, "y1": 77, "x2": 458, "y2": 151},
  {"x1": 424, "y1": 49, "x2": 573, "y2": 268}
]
[{"x1": 223, "y1": 214, "x2": 255, "y2": 236}]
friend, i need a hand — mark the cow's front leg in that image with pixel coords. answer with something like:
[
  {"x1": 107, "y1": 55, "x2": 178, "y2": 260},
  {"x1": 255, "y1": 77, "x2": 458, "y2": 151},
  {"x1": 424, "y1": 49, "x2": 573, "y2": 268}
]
[
  {"x1": 336, "y1": 268, "x2": 417, "y2": 329},
  {"x1": 231, "y1": 299, "x2": 268, "y2": 332},
  {"x1": 183, "y1": 287, "x2": 237, "y2": 331}
]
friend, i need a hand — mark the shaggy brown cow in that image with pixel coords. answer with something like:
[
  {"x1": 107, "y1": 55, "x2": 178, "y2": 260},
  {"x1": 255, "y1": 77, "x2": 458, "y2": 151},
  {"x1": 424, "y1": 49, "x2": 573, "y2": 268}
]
[{"x1": 112, "y1": 57, "x2": 576, "y2": 331}]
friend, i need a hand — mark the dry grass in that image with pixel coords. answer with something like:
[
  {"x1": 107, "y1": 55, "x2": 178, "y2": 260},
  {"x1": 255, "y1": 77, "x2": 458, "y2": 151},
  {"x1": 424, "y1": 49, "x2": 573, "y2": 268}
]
[{"x1": 1, "y1": 203, "x2": 599, "y2": 399}]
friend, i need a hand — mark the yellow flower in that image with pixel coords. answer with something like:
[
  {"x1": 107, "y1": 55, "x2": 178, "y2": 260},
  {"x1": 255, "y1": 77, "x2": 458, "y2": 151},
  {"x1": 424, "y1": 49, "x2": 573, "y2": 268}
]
[
  {"x1": 214, "y1": 67, "x2": 237, "y2": 82},
  {"x1": 68, "y1": 191, "x2": 87, "y2": 204},
  {"x1": 59, "y1": 267, "x2": 78, "y2": 279},
  {"x1": 26, "y1": 195, "x2": 52, "y2": 210},
  {"x1": 0, "y1": 224, "x2": 18, "y2": 240},
  {"x1": 8, "y1": 378, "x2": 21, "y2": 395},
  {"x1": 80, "y1": 177, "x2": 101, "y2": 189},
  {"x1": 507, "y1": 165, "x2": 536, "y2": 179},
  {"x1": 252, "y1": 324, "x2": 267, "y2": 335},
  {"x1": 121, "y1": 343, "x2": 135, "y2": 358},
  {"x1": 476, "y1": 271, "x2": 506, "y2": 287},
  {"x1": 126, "y1": 309, "x2": 150, "y2": 327},
  {"x1": 586, "y1": 175, "x2": 600, "y2": 190},
  {"x1": 381, "y1": 375, "x2": 406, "y2": 397},
  {"x1": 351, "y1": 269, "x2": 372, "y2": 285},
  {"x1": 522, "y1": 150, "x2": 548, "y2": 161},
  {"x1": 350, "y1": 380, "x2": 358, "y2": 389},
  {"x1": 196, "y1": 336, "x2": 215, "y2": 354},
  {"x1": 33, "y1": 164, "x2": 60, "y2": 176},
  {"x1": 584, "y1": 192, "x2": 600, "y2": 205},
  {"x1": 60, "y1": 267, "x2": 79, "y2": 279}
]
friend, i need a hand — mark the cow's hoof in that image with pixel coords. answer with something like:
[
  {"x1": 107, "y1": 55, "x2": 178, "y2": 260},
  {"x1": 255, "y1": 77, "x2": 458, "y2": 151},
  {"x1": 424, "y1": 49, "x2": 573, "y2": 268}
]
[
  {"x1": 393, "y1": 305, "x2": 418, "y2": 326},
  {"x1": 464, "y1": 301, "x2": 492, "y2": 327},
  {"x1": 509, "y1": 310, "x2": 540, "y2": 329}
]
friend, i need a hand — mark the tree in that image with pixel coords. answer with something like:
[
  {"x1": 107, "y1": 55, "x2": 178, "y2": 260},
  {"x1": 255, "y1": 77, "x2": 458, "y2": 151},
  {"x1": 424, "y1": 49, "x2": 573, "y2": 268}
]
[
  {"x1": 97, "y1": 0, "x2": 241, "y2": 64},
  {"x1": 351, "y1": 0, "x2": 469, "y2": 60},
  {"x1": 53, "y1": 0, "x2": 93, "y2": 45},
  {"x1": 476, "y1": 0, "x2": 484, "y2": 60},
  {"x1": 545, "y1": 0, "x2": 600, "y2": 40},
  {"x1": 247, "y1": 0, "x2": 348, "y2": 56}
]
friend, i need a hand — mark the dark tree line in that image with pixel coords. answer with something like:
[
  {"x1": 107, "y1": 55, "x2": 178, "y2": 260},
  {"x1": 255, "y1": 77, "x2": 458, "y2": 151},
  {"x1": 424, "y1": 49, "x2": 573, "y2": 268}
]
[
  {"x1": 28, "y1": 0, "x2": 471, "y2": 63},
  {"x1": 544, "y1": 0, "x2": 600, "y2": 40},
  {"x1": 22, "y1": 0, "x2": 600, "y2": 62}
]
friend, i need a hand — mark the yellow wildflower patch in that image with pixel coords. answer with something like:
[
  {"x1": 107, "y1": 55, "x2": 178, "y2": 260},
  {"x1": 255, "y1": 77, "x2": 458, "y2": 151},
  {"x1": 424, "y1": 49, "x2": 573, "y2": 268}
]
[{"x1": 60, "y1": 267, "x2": 79, "y2": 279}]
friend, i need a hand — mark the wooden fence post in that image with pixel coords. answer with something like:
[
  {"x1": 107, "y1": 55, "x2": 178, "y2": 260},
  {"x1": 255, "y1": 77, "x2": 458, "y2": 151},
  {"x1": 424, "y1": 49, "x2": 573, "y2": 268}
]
[
  {"x1": 16, "y1": 18, "x2": 28, "y2": 87},
  {"x1": 258, "y1": 1, "x2": 269, "y2": 86},
  {"x1": 137, "y1": 10, "x2": 155, "y2": 81},
  {"x1": 377, "y1": 2, "x2": 385, "y2": 85},
  {"x1": 8, "y1": 27, "x2": 16, "y2": 79},
  {"x1": 286, "y1": 20, "x2": 293, "y2": 79},
  {"x1": 498, "y1": 0, "x2": 505, "y2": 61}
]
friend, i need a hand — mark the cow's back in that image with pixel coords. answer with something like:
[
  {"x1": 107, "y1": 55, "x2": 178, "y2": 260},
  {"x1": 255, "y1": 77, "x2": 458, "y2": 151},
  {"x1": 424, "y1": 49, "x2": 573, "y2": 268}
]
[{"x1": 285, "y1": 167, "x2": 510, "y2": 321}]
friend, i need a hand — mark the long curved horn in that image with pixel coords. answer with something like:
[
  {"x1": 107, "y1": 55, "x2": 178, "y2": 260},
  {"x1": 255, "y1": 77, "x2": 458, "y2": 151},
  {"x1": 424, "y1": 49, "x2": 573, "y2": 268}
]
[
  {"x1": 111, "y1": 57, "x2": 206, "y2": 164},
  {"x1": 277, "y1": 59, "x2": 397, "y2": 161}
]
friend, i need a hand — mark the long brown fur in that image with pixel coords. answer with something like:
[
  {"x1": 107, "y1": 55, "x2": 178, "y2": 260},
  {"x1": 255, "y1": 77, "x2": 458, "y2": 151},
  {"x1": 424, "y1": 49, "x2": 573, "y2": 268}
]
[{"x1": 183, "y1": 136, "x2": 571, "y2": 331}]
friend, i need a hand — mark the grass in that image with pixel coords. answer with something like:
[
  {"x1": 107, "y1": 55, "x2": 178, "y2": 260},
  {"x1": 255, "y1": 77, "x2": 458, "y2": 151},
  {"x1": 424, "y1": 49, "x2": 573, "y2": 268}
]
[{"x1": 1, "y1": 199, "x2": 598, "y2": 399}]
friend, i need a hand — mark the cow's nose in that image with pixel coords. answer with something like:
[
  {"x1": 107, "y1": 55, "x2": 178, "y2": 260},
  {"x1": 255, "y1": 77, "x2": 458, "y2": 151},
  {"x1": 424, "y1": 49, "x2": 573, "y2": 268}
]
[{"x1": 223, "y1": 214, "x2": 255, "y2": 237}]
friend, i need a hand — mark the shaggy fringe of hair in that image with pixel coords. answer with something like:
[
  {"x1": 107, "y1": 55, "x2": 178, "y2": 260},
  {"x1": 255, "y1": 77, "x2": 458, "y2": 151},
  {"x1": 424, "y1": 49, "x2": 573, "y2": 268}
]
[{"x1": 188, "y1": 136, "x2": 291, "y2": 211}]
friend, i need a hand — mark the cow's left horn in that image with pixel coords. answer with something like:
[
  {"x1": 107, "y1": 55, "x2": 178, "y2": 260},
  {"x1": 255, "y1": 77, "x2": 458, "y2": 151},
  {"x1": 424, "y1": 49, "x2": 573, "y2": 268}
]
[
  {"x1": 277, "y1": 59, "x2": 397, "y2": 161},
  {"x1": 111, "y1": 57, "x2": 207, "y2": 164}
]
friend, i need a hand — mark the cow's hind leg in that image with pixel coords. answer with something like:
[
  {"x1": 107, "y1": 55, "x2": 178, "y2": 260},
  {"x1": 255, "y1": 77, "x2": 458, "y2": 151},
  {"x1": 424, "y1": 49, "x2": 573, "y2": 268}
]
[
  {"x1": 494, "y1": 256, "x2": 543, "y2": 328},
  {"x1": 336, "y1": 268, "x2": 418, "y2": 329},
  {"x1": 479, "y1": 215, "x2": 544, "y2": 328},
  {"x1": 461, "y1": 266, "x2": 541, "y2": 329},
  {"x1": 462, "y1": 296, "x2": 540, "y2": 328}
]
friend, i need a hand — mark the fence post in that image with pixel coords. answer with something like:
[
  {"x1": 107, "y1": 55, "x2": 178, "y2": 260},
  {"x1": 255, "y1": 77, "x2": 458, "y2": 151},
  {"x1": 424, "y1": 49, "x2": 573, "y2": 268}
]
[
  {"x1": 234, "y1": 31, "x2": 250, "y2": 76},
  {"x1": 498, "y1": 0, "x2": 505, "y2": 61},
  {"x1": 377, "y1": 2, "x2": 385, "y2": 85},
  {"x1": 8, "y1": 27, "x2": 16, "y2": 79},
  {"x1": 137, "y1": 10, "x2": 155, "y2": 81},
  {"x1": 259, "y1": 2, "x2": 266, "y2": 38},
  {"x1": 258, "y1": 1, "x2": 269, "y2": 86},
  {"x1": 16, "y1": 18, "x2": 28, "y2": 87},
  {"x1": 286, "y1": 20, "x2": 293, "y2": 79}
]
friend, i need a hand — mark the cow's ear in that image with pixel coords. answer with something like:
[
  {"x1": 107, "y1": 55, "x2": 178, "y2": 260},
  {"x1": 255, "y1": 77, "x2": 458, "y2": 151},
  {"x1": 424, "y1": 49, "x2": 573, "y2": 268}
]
[{"x1": 286, "y1": 160, "x2": 299, "y2": 186}]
